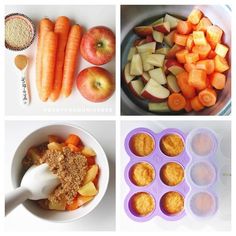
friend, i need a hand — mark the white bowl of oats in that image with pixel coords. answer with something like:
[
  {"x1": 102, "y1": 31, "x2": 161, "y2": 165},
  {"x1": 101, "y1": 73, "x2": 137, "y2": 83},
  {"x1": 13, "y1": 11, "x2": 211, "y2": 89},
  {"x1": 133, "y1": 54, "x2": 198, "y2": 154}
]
[{"x1": 10, "y1": 124, "x2": 109, "y2": 222}]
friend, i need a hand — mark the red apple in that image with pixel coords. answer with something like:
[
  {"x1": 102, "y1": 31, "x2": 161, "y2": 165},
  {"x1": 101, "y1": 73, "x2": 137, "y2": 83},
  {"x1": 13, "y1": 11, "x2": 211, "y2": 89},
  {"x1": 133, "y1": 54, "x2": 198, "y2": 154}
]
[
  {"x1": 134, "y1": 25, "x2": 153, "y2": 36},
  {"x1": 164, "y1": 14, "x2": 181, "y2": 29},
  {"x1": 165, "y1": 59, "x2": 185, "y2": 75},
  {"x1": 153, "y1": 22, "x2": 170, "y2": 34},
  {"x1": 129, "y1": 79, "x2": 145, "y2": 98},
  {"x1": 166, "y1": 44, "x2": 183, "y2": 58},
  {"x1": 80, "y1": 26, "x2": 115, "y2": 65},
  {"x1": 77, "y1": 66, "x2": 115, "y2": 102},
  {"x1": 164, "y1": 30, "x2": 176, "y2": 47},
  {"x1": 141, "y1": 72, "x2": 151, "y2": 83},
  {"x1": 123, "y1": 63, "x2": 135, "y2": 84},
  {"x1": 167, "y1": 74, "x2": 180, "y2": 92}
]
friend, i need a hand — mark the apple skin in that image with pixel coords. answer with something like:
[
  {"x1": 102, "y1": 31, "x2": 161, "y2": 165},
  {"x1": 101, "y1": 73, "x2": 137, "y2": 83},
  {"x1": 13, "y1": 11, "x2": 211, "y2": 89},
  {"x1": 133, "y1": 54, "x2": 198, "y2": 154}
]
[
  {"x1": 134, "y1": 26, "x2": 153, "y2": 37},
  {"x1": 80, "y1": 26, "x2": 115, "y2": 65},
  {"x1": 77, "y1": 66, "x2": 115, "y2": 102}
]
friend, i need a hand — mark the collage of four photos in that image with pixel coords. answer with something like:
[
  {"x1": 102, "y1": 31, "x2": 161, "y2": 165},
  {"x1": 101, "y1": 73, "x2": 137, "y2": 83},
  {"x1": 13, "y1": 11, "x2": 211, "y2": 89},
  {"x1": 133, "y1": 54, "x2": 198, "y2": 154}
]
[{"x1": 3, "y1": 1, "x2": 232, "y2": 233}]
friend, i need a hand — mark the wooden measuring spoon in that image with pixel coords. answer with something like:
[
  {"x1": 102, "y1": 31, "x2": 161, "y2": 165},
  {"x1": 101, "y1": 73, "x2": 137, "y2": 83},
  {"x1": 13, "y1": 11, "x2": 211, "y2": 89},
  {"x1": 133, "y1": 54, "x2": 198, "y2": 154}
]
[{"x1": 14, "y1": 55, "x2": 30, "y2": 106}]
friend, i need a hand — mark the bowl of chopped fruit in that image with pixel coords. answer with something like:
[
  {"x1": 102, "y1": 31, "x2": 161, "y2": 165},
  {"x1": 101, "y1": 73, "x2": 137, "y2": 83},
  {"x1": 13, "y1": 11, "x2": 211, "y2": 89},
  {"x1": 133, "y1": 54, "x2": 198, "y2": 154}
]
[{"x1": 10, "y1": 124, "x2": 109, "y2": 222}]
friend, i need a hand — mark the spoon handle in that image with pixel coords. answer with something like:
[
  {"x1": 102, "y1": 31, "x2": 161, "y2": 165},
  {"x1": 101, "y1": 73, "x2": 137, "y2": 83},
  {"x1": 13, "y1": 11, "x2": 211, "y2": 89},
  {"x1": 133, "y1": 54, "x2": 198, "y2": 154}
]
[
  {"x1": 20, "y1": 74, "x2": 30, "y2": 106},
  {"x1": 5, "y1": 187, "x2": 31, "y2": 216}
]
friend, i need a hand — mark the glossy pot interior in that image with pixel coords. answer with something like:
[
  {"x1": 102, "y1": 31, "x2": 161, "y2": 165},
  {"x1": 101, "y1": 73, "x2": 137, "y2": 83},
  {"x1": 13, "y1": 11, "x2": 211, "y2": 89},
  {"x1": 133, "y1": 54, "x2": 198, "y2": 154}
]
[{"x1": 121, "y1": 5, "x2": 231, "y2": 115}]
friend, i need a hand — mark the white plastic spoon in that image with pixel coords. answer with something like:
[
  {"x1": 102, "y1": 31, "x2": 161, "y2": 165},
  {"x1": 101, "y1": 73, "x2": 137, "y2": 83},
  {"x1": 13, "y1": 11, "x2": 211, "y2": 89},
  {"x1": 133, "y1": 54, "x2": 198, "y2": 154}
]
[
  {"x1": 14, "y1": 54, "x2": 30, "y2": 106},
  {"x1": 5, "y1": 163, "x2": 60, "y2": 216}
]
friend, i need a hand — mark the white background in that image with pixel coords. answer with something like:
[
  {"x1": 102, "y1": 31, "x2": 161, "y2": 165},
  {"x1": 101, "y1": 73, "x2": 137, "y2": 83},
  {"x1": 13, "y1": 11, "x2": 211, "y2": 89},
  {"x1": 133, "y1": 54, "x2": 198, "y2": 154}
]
[
  {"x1": 5, "y1": 5, "x2": 116, "y2": 116},
  {"x1": 4, "y1": 121, "x2": 116, "y2": 231},
  {"x1": 1, "y1": 0, "x2": 236, "y2": 235}
]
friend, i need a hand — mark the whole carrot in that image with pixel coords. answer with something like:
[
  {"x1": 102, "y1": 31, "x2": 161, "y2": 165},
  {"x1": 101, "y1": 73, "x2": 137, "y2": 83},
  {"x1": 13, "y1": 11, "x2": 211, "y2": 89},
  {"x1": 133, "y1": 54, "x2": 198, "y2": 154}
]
[
  {"x1": 61, "y1": 24, "x2": 82, "y2": 97},
  {"x1": 36, "y1": 18, "x2": 54, "y2": 100},
  {"x1": 41, "y1": 32, "x2": 58, "y2": 101},
  {"x1": 50, "y1": 16, "x2": 71, "y2": 101}
]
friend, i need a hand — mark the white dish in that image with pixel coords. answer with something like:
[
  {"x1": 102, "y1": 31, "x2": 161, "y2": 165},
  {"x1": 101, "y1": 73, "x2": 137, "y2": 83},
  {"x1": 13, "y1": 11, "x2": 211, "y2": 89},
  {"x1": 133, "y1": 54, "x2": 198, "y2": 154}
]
[{"x1": 11, "y1": 124, "x2": 109, "y2": 223}]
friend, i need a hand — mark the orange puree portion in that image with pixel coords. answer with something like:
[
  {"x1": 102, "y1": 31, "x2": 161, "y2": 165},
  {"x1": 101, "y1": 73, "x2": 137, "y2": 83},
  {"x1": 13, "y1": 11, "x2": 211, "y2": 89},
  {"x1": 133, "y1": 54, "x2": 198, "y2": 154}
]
[
  {"x1": 161, "y1": 191, "x2": 184, "y2": 215},
  {"x1": 131, "y1": 162, "x2": 155, "y2": 186},
  {"x1": 160, "y1": 134, "x2": 184, "y2": 157},
  {"x1": 131, "y1": 192, "x2": 155, "y2": 216}
]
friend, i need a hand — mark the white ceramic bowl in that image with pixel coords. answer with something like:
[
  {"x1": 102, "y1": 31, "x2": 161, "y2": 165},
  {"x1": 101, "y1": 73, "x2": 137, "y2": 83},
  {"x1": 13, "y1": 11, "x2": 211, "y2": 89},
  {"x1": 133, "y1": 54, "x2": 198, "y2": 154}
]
[{"x1": 11, "y1": 124, "x2": 109, "y2": 222}]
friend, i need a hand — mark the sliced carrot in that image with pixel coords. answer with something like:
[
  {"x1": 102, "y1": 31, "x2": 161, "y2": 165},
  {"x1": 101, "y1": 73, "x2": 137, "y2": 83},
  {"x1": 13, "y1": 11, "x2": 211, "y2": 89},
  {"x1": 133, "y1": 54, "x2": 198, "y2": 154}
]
[
  {"x1": 206, "y1": 25, "x2": 223, "y2": 49},
  {"x1": 41, "y1": 32, "x2": 58, "y2": 102},
  {"x1": 174, "y1": 33, "x2": 188, "y2": 46},
  {"x1": 177, "y1": 21, "x2": 193, "y2": 35},
  {"x1": 196, "y1": 17, "x2": 212, "y2": 32},
  {"x1": 214, "y1": 43, "x2": 229, "y2": 58},
  {"x1": 193, "y1": 31, "x2": 207, "y2": 46},
  {"x1": 209, "y1": 72, "x2": 226, "y2": 90},
  {"x1": 188, "y1": 69, "x2": 207, "y2": 90},
  {"x1": 61, "y1": 25, "x2": 83, "y2": 97},
  {"x1": 191, "y1": 96, "x2": 205, "y2": 111},
  {"x1": 184, "y1": 98, "x2": 193, "y2": 112},
  {"x1": 196, "y1": 59, "x2": 215, "y2": 75},
  {"x1": 184, "y1": 63, "x2": 196, "y2": 73},
  {"x1": 50, "y1": 16, "x2": 71, "y2": 101},
  {"x1": 36, "y1": 18, "x2": 54, "y2": 100},
  {"x1": 187, "y1": 9, "x2": 203, "y2": 25},
  {"x1": 192, "y1": 44, "x2": 211, "y2": 60},
  {"x1": 176, "y1": 49, "x2": 189, "y2": 64},
  {"x1": 167, "y1": 93, "x2": 186, "y2": 111},
  {"x1": 186, "y1": 34, "x2": 194, "y2": 51},
  {"x1": 198, "y1": 88, "x2": 217, "y2": 107},
  {"x1": 166, "y1": 44, "x2": 183, "y2": 58},
  {"x1": 65, "y1": 134, "x2": 81, "y2": 146},
  {"x1": 214, "y1": 55, "x2": 229, "y2": 72},
  {"x1": 185, "y1": 53, "x2": 199, "y2": 64},
  {"x1": 208, "y1": 50, "x2": 216, "y2": 59},
  {"x1": 176, "y1": 71, "x2": 196, "y2": 98}
]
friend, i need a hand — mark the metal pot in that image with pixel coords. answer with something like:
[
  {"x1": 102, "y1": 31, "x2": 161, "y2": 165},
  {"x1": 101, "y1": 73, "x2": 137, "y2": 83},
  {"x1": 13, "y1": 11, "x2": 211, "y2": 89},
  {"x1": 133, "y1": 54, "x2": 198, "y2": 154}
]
[{"x1": 121, "y1": 5, "x2": 231, "y2": 115}]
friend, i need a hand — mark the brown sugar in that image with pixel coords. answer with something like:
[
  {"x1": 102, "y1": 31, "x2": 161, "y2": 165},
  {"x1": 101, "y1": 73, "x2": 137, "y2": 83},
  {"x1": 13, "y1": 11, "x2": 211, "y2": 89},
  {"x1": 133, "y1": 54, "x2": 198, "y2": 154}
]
[
  {"x1": 160, "y1": 162, "x2": 184, "y2": 186},
  {"x1": 160, "y1": 134, "x2": 184, "y2": 157},
  {"x1": 130, "y1": 133, "x2": 154, "y2": 157}
]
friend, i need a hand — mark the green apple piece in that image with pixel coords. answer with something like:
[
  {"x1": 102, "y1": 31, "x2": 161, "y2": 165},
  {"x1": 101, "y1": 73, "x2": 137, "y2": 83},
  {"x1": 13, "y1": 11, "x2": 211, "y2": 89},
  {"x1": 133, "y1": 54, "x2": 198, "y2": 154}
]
[
  {"x1": 146, "y1": 54, "x2": 165, "y2": 67},
  {"x1": 152, "y1": 30, "x2": 164, "y2": 43},
  {"x1": 127, "y1": 47, "x2": 137, "y2": 61},
  {"x1": 130, "y1": 54, "x2": 143, "y2": 76},
  {"x1": 136, "y1": 42, "x2": 156, "y2": 54},
  {"x1": 148, "y1": 68, "x2": 167, "y2": 85},
  {"x1": 140, "y1": 52, "x2": 154, "y2": 71},
  {"x1": 148, "y1": 102, "x2": 171, "y2": 112}
]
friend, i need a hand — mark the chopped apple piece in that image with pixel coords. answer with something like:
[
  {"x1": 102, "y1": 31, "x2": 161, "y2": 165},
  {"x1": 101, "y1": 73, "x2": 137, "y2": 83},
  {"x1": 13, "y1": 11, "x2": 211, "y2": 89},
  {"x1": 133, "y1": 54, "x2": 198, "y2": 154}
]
[
  {"x1": 152, "y1": 30, "x2": 164, "y2": 43},
  {"x1": 123, "y1": 63, "x2": 135, "y2": 84},
  {"x1": 141, "y1": 79, "x2": 170, "y2": 101},
  {"x1": 130, "y1": 54, "x2": 143, "y2": 76},
  {"x1": 48, "y1": 142, "x2": 63, "y2": 151},
  {"x1": 77, "y1": 195, "x2": 94, "y2": 207},
  {"x1": 164, "y1": 30, "x2": 176, "y2": 47},
  {"x1": 141, "y1": 72, "x2": 151, "y2": 83},
  {"x1": 127, "y1": 47, "x2": 137, "y2": 61},
  {"x1": 49, "y1": 199, "x2": 66, "y2": 211},
  {"x1": 156, "y1": 47, "x2": 170, "y2": 55},
  {"x1": 164, "y1": 14, "x2": 181, "y2": 29},
  {"x1": 166, "y1": 44, "x2": 183, "y2": 58},
  {"x1": 136, "y1": 42, "x2": 156, "y2": 54},
  {"x1": 78, "y1": 182, "x2": 98, "y2": 197},
  {"x1": 148, "y1": 68, "x2": 167, "y2": 85},
  {"x1": 140, "y1": 52, "x2": 154, "y2": 71},
  {"x1": 82, "y1": 146, "x2": 96, "y2": 157},
  {"x1": 165, "y1": 59, "x2": 185, "y2": 76},
  {"x1": 153, "y1": 22, "x2": 170, "y2": 34},
  {"x1": 151, "y1": 17, "x2": 164, "y2": 26},
  {"x1": 167, "y1": 74, "x2": 180, "y2": 92},
  {"x1": 134, "y1": 25, "x2": 153, "y2": 37},
  {"x1": 83, "y1": 164, "x2": 99, "y2": 185},
  {"x1": 26, "y1": 147, "x2": 41, "y2": 163},
  {"x1": 148, "y1": 102, "x2": 171, "y2": 112},
  {"x1": 48, "y1": 135, "x2": 63, "y2": 143},
  {"x1": 130, "y1": 79, "x2": 145, "y2": 98},
  {"x1": 146, "y1": 54, "x2": 165, "y2": 67}
]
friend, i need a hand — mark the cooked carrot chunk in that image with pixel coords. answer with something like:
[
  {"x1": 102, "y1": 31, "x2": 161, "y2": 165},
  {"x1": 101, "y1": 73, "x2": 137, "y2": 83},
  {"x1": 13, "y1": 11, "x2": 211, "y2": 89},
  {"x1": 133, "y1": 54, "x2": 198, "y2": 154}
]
[
  {"x1": 188, "y1": 69, "x2": 207, "y2": 90},
  {"x1": 191, "y1": 96, "x2": 205, "y2": 111},
  {"x1": 174, "y1": 33, "x2": 188, "y2": 46},
  {"x1": 214, "y1": 43, "x2": 229, "y2": 58},
  {"x1": 188, "y1": 9, "x2": 203, "y2": 25},
  {"x1": 214, "y1": 55, "x2": 229, "y2": 72},
  {"x1": 206, "y1": 25, "x2": 223, "y2": 49},
  {"x1": 196, "y1": 17, "x2": 212, "y2": 32},
  {"x1": 209, "y1": 72, "x2": 226, "y2": 90},
  {"x1": 198, "y1": 88, "x2": 217, "y2": 107},
  {"x1": 185, "y1": 53, "x2": 199, "y2": 64},
  {"x1": 193, "y1": 31, "x2": 207, "y2": 45},
  {"x1": 196, "y1": 59, "x2": 215, "y2": 75}
]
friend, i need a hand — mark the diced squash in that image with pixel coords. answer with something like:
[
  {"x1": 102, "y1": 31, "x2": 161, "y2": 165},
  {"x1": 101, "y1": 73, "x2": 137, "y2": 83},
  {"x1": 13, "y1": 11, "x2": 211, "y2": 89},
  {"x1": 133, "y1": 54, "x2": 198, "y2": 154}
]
[
  {"x1": 188, "y1": 69, "x2": 207, "y2": 90},
  {"x1": 176, "y1": 49, "x2": 189, "y2": 63},
  {"x1": 196, "y1": 59, "x2": 215, "y2": 75},
  {"x1": 206, "y1": 25, "x2": 223, "y2": 49},
  {"x1": 184, "y1": 63, "x2": 196, "y2": 72},
  {"x1": 185, "y1": 53, "x2": 199, "y2": 64},
  {"x1": 214, "y1": 43, "x2": 229, "y2": 58},
  {"x1": 196, "y1": 17, "x2": 212, "y2": 32},
  {"x1": 174, "y1": 33, "x2": 188, "y2": 46},
  {"x1": 214, "y1": 55, "x2": 229, "y2": 72},
  {"x1": 177, "y1": 21, "x2": 193, "y2": 34},
  {"x1": 188, "y1": 9, "x2": 203, "y2": 25},
  {"x1": 193, "y1": 31, "x2": 207, "y2": 45},
  {"x1": 192, "y1": 44, "x2": 211, "y2": 60},
  {"x1": 186, "y1": 34, "x2": 194, "y2": 51}
]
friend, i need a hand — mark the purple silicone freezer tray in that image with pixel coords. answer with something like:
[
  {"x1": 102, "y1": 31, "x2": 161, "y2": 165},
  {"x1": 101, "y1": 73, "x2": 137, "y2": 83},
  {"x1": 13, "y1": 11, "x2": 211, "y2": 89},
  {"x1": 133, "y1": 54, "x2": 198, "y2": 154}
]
[{"x1": 124, "y1": 128, "x2": 190, "y2": 222}]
